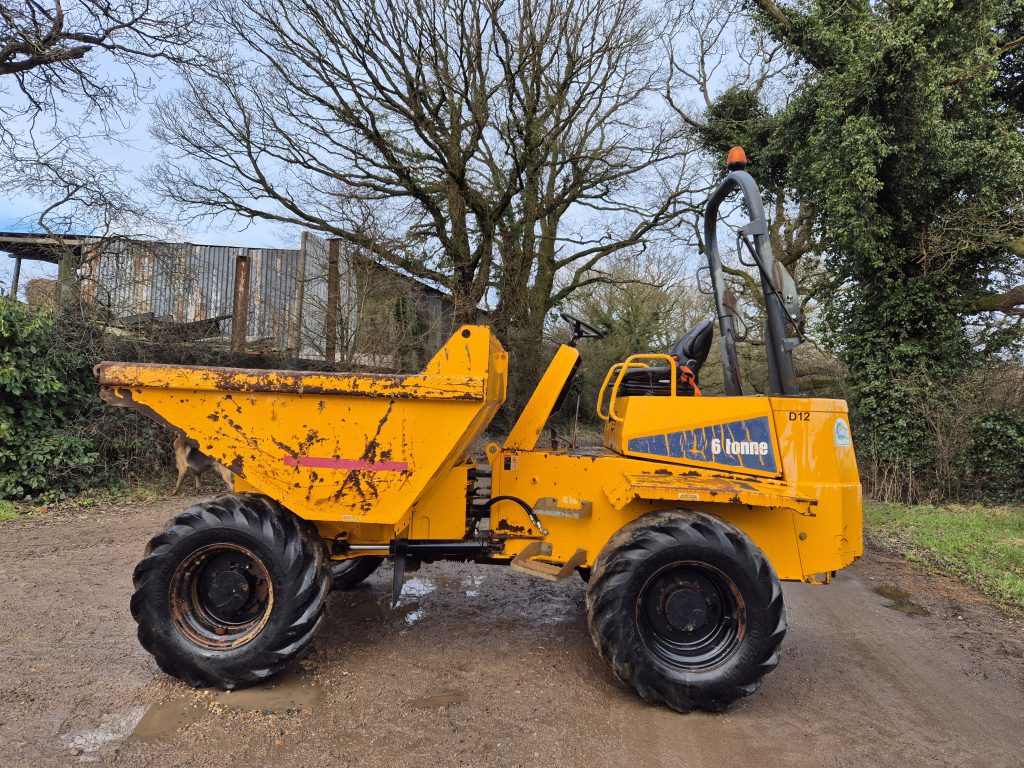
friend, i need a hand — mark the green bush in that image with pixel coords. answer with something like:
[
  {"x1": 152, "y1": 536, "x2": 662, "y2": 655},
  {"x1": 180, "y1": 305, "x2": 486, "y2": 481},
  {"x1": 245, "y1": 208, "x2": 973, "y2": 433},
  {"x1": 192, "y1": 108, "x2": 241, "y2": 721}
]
[
  {"x1": 0, "y1": 299, "x2": 165, "y2": 500},
  {"x1": 0, "y1": 299, "x2": 98, "y2": 498},
  {"x1": 969, "y1": 410, "x2": 1024, "y2": 503}
]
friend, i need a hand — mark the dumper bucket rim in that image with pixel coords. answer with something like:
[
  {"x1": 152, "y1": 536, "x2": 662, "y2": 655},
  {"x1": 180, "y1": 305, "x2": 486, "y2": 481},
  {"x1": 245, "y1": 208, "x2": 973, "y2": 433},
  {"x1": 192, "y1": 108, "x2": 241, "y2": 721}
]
[{"x1": 94, "y1": 361, "x2": 487, "y2": 400}]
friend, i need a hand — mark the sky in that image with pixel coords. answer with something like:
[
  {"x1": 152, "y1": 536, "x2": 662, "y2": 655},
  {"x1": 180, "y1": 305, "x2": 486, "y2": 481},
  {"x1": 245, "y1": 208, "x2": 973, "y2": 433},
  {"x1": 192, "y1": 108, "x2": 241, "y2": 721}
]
[{"x1": 0, "y1": 59, "x2": 300, "y2": 299}]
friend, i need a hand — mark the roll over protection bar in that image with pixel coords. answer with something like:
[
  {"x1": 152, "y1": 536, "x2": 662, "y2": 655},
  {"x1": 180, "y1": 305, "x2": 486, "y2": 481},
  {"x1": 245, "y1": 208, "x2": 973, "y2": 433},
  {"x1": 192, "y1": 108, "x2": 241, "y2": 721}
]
[{"x1": 703, "y1": 169, "x2": 802, "y2": 397}]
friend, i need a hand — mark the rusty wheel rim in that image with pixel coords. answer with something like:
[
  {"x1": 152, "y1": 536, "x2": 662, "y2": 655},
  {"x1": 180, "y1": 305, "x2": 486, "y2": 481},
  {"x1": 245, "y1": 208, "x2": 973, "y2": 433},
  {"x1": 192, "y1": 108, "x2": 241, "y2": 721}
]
[
  {"x1": 169, "y1": 543, "x2": 274, "y2": 649},
  {"x1": 636, "y1": 560, "x2": 743, "y2": 671}
]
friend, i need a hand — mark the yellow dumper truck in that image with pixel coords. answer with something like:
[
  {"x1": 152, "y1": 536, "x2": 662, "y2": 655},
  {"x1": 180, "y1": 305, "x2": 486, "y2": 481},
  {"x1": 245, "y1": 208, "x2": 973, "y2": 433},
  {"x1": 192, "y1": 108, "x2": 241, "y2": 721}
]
[{"x1": 97, "y1": 154, "x2": 861, "y2": 712}]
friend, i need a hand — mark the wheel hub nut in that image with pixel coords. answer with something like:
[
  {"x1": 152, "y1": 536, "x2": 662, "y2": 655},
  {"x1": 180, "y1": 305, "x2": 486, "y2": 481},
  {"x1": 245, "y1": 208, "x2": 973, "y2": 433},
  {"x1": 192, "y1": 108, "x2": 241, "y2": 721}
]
[{"x1": 665, "y1": 588, "x2": 707, "y2": 632}]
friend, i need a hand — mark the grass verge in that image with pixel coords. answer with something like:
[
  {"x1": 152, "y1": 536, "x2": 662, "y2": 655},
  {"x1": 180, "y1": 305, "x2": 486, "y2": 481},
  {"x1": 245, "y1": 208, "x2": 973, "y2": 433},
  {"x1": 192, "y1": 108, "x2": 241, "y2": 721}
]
[
  {"x1": 865, "y1": 501, "x2": 1024, "y2": 611},
  {"x1": 0, "y1": 500, "x2": 18, "y2": 522}
]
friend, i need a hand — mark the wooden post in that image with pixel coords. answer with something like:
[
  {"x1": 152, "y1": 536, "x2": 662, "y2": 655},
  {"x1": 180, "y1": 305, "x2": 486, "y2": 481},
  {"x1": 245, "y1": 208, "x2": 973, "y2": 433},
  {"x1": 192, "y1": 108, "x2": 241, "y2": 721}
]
[
  {"x1": 56, "y1": 248, "x2": 76, "y2": 309},
  {"x1": 324, "y1": 239, "x2": 339, "y2": 365},
  {"x1": 231, "y1": 253, "x2": 251, "y2": 352},
  {"x1": 9, "y1": 256, "x2": 21, "y2": 298},
  {"x1": 293, "y1": 231, "x2": 308, "y2": 356}
]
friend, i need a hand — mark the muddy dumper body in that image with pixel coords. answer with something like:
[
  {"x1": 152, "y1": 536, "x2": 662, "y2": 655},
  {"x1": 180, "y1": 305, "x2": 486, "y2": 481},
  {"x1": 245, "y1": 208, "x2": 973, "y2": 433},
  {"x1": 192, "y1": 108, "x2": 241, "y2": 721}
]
[{"x1": 99, "y1": 157, "x2": 861, "y2": 712}]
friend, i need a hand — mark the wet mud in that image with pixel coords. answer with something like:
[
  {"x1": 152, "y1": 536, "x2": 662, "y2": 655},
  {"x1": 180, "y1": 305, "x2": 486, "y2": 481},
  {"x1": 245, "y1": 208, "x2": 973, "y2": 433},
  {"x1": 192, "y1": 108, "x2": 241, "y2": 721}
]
[
  {"x1": 0, "y1": 495, "x2": 1022, "y2": 767},
  {"x1": 874, "y1": 584, "x2": 932, "y2": 616}
]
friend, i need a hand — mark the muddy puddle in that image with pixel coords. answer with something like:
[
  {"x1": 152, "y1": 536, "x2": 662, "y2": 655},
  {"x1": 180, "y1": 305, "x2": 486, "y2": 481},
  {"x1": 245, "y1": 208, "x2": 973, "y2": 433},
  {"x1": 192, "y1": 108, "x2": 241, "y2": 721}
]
[
  {"x1": 130, "y1": 699, "x2": 203, "y2": 742},
  {"x1": 394, "y1": 568, "x2": 580, "y2": 627},
  {"x1": 333, "y1": 570, "x2": 529, "y2": 632},
  {"x1": 875, "y1": 584, "x2": 931, "y2": 616},
  {"x1": 210, "y1": 668, "x2": 323, "y2": 713},
  {"x1": 126, "y1": 669, "x2": 322, "y2": 746},
  {"x1": 334, "y1": 574, "x2": 436, "y2": 627}
]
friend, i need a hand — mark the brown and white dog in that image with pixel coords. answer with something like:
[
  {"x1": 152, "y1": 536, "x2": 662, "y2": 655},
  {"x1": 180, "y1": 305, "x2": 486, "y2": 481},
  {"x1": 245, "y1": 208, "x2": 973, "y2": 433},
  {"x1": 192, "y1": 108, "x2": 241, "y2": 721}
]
[{"x1": 172, "y1": 435, "x2": 234, "y2": 495}]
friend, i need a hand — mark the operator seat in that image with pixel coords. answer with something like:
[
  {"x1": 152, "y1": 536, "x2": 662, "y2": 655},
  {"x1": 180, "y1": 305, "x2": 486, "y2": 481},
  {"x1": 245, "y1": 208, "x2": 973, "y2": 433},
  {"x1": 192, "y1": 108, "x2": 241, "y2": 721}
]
[
  {"x1": 671, "y1": 318, "x2": 714, "y2": 381},
  {"x1": 616, "y1": 319, "x2": 714, "y2": 397}
]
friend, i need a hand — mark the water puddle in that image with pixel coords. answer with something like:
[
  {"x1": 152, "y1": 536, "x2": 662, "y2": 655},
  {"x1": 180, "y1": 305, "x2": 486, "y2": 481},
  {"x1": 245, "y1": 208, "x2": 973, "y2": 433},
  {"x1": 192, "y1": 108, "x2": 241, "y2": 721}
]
[
  {"x1": 407, "y1": 690, "x2": 467, "y2": 709},
  {"x1": 334, "y1": 576, "x2": 435, "y2": 632},
  {"x1": 116, "y1": 671, "x2": 321, "y2": 748},
  {"x1": 463, "y1": 574, "x2": 484, "y2": 597},
  {"x1": 130, "y1": 700, "x2": 202, "y2": 742},
  {"x1": 400, "y1": 576, "x2": 436, "y2": 600},
  {"x1": 211, "y1": 669, "x2": 323, "y2": 713},
  {"x1": 874, "y1": 585, "x2": 931, "y2": 616},
  {"x1": 346, "y1": 569, "x2": 576, "y2": 633},
  {"x1": 393, "y1": 575, "x2": 436, "y2": 631}
]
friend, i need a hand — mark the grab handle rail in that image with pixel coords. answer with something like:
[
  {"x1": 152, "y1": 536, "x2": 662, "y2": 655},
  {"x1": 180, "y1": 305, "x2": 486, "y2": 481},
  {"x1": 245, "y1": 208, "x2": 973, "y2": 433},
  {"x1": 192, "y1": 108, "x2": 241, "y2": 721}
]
[{"x1": 599, "y1": 354, "x2": 678, "y2": 423}]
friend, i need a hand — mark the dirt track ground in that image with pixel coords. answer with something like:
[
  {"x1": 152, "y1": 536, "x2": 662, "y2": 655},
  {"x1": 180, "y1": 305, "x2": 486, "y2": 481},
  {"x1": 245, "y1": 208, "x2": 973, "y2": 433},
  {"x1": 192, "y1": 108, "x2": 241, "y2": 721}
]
[{"x1": 1, "y1": 492, "x2": 1023, "y2": 768}]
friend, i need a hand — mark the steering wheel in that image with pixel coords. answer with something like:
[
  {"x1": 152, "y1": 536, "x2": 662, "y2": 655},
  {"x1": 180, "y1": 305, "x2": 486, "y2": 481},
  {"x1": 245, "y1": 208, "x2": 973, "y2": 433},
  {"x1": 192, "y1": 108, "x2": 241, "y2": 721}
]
[{"x1": 560, "y1": 312, "x2": 607, "y2": 345}]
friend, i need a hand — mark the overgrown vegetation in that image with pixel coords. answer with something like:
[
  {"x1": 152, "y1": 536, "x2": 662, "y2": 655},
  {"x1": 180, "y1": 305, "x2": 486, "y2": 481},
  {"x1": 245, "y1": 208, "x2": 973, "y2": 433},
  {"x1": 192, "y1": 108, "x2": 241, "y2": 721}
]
[
  {"x1": 865, "y1": 501, "x2": 1024, "y2": 611},
  {"x1": 2, "y1": 299, "x2": 96, "y2": 497},
  {"x1": 968, "y1": 409, "x2": 1024, "y2": 503},
  {"x1": 0, "y1": 299, "x2": 168, "y2": 499},
  {"x1": 666, "y1": 2, "x2": 1024, "y2": 503}
]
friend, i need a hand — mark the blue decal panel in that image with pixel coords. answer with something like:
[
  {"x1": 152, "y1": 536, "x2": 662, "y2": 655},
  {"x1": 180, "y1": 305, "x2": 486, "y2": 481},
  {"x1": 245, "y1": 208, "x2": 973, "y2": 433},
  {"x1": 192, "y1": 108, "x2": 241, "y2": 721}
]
[{"x1": 627, "y1": 416, "x2": 777, "y2": 473}]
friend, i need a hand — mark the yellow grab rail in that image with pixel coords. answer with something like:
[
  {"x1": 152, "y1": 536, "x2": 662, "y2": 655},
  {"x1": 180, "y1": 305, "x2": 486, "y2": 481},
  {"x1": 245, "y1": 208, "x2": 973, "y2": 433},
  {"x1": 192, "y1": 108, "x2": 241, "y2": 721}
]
[
  {"x1": 598, "y1": 361, "x2": 643, "y2": 421},
  {"x1": 601, "y1": 354, "x2": 678, "y2": 423}
]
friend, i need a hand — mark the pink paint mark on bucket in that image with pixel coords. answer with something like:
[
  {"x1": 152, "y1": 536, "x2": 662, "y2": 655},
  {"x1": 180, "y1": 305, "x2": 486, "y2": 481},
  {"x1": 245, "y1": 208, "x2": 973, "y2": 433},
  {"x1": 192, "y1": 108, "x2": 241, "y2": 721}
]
[{"x1": 283, "y1": 456, "x2": 408, "y2": 472}]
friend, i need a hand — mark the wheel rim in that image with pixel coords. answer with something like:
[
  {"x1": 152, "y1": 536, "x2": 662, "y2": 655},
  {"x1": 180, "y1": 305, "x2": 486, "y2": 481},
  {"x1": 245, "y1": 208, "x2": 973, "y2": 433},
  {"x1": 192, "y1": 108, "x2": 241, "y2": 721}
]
[
  {"x1": 169, "y1": 543, "x2": 274, "y2": 649},
  {"x1": 636, "y1": 560, "x2": 744, "y2": 671}
]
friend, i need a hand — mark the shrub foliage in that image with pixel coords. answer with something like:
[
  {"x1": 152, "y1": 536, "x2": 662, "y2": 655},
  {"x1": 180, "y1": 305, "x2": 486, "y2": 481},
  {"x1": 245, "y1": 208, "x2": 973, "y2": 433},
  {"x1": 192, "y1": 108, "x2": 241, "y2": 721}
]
[
  {"x1": 969, "y1": 411, "x2": 1024, "y2": 503},
  {"x1": 0, "y1": 299, "x2": 163, "y2": 499}
]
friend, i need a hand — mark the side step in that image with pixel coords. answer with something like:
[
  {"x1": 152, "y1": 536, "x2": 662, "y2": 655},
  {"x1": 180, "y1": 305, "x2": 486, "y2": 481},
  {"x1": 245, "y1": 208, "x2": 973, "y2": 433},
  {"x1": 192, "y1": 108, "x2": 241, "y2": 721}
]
[{"x1": 510, "y1": 541, "x2": 586, "y2": 582}]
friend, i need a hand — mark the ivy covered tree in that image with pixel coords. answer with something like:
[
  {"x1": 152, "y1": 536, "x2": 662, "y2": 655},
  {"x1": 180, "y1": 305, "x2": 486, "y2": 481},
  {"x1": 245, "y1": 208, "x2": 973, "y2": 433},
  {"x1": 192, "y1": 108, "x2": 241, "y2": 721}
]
[{"x1": 746, "y1": 0, "x2": 1024, "y2": 494}]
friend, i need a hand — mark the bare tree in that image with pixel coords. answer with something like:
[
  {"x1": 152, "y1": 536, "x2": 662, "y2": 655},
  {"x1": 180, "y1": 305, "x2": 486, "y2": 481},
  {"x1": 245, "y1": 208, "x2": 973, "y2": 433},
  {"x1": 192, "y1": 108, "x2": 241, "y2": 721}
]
[
  {"x1": 148, "y1": 0, "x2": 701, "y2": 385},
  {"x1": 1, "y1": 1, "x2": 202, "y2": 235},
  {"x1": 150, "y1": 0, "x2": 517, "y2": 320},
  {"x1": 486, "y1": 0, "x2": 702, "y2": 401}
]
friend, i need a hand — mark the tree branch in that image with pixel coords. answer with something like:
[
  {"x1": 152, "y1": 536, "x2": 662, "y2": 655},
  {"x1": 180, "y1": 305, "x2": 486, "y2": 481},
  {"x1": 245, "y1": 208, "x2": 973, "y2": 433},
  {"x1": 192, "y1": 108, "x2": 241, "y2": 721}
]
[{"x1": 973, "y1": 285, "x2": 1024, "y2": 314}]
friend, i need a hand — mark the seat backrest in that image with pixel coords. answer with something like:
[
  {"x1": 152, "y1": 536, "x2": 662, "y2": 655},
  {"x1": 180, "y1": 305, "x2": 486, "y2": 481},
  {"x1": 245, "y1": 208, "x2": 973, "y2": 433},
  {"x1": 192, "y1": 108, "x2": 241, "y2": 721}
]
[
  {"x1": 617, "y1": 367, "x2": 697, "y2": 397},
  {"x1": 671, "y1": 319, "x2": 714, "y2": 379}
]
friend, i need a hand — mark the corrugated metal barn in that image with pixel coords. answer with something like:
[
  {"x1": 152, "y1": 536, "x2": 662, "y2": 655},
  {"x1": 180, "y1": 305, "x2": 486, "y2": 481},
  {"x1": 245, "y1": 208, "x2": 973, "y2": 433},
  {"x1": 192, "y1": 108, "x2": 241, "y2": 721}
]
[{"x1": 0, "y1": 231, "x2": 463, "y2": 370}]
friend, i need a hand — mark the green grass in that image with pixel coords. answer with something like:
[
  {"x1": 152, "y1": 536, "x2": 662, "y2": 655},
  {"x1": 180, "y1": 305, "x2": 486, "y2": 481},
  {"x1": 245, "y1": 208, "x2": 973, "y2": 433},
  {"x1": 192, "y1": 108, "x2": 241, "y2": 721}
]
[
  {"x1": 865, "y1": 501, "x2": 1024, "y2": 611},
  {"x1": 0, "y1": 500, "x2": 18, "y2": 522}
]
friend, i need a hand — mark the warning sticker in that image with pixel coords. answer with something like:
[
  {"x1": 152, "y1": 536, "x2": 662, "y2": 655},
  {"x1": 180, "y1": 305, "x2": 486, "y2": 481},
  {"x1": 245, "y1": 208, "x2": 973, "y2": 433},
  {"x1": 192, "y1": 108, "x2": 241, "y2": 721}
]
[{"x1": 834, "y1": 418, "x2": 852, "y2": 447}]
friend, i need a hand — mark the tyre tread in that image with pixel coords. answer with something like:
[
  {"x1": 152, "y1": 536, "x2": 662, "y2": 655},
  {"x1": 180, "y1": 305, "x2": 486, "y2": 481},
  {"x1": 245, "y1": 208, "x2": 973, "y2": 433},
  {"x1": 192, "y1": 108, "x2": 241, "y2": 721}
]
[
  {"x1": 586, "y1": 509, "x2": 786, "y2": 713},
  {"x1": 130, "y1": 493, "x2": 330, "y2": 690}
]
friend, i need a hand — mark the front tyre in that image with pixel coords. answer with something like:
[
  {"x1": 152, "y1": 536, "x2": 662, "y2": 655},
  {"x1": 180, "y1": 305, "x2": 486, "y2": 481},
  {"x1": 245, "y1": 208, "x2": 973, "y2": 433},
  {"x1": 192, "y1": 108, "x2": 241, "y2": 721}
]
[
  {"x1": 130, "y1": 494, "x2": 330, "y2": 690},
  {"x1": 586, "y1": 510, "x2": 786, "y2": 712}
]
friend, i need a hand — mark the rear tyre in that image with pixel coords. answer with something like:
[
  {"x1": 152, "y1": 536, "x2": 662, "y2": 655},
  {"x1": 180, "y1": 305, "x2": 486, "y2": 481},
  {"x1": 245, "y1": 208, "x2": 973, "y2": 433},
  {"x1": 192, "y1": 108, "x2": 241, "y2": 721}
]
[
  {"x1": 587, "y1": 510, "x2": 786, "y2": 713},
  {"x1": 331, "y1": 556, "x2": 385, "y2": 590},
  {"x1": 130, "y1": 493, "x2": 330, "y2": 690}
]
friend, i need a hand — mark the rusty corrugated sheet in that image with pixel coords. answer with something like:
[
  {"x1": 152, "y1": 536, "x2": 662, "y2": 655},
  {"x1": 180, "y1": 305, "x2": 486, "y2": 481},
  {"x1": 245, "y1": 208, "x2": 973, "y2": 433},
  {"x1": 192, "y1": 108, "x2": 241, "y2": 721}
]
[
  {"x1": 90, "y1": 241, "x2": 305, "y2": 352},
  {"x1": 84, "y1": 232, "x2": 461, "y2": 366},
  {"x1": 249, "y1": 247, "x2": 303, "y2": 348}
]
